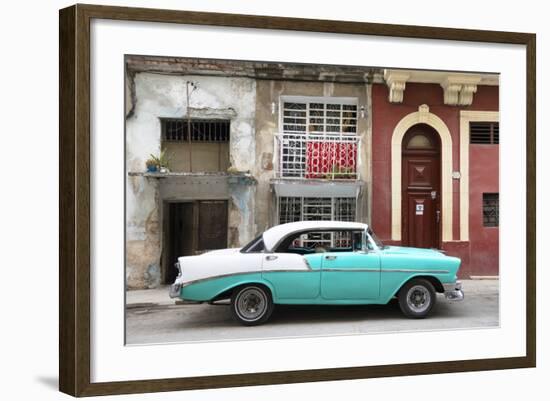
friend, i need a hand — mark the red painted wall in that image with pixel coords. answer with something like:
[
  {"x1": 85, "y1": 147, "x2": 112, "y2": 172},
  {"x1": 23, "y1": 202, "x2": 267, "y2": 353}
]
[
  {"x1": 371, "y1": 82, "x2": 499, "y2": 277},
  {"x1": 468, "y1": 145, "x2": 499, "y2": 276}
]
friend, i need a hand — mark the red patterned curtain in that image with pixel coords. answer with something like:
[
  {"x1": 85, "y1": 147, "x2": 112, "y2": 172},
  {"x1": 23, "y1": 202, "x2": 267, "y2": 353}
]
[{"x1": 306, "y1": 141, "x2": 357, "y2": 179}]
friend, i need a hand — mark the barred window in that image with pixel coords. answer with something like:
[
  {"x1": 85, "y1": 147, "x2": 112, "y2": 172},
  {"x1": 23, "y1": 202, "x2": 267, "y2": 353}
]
[
  {"x1": 282, "y1": 101, "x2": 357, "y2": 135},
  {"x1": 483, "y1": 193, "x2": 499, "y2": 227},
  {"x1": 470, "y1": 121, "x2": 499, "y2": 144},
  {"x1": 161, "y1": 119, "x2": 230, "y2": 142},
  {"x1": 279, "y1": 98, "x2": 359, "y2": 179},
  {"x1": 278, "y1": 197, "x2": 356, "y2": 224}
]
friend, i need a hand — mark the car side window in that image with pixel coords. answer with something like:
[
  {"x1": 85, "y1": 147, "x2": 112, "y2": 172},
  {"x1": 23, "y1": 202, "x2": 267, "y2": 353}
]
[
  {"x1": 278, "y1": 230, "x2": 362, "y2": 254},
  {"x1": 241, "y1": 234, "x2": 265, "y2": 253},
  {"x1": 248, "y1": 239, "x2": 265, "y2": 253}
]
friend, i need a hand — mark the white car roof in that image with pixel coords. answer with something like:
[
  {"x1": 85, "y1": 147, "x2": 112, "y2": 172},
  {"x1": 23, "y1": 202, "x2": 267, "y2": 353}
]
[{"x1": 262, "y1": 221, "x2": 369, "y2": 252}]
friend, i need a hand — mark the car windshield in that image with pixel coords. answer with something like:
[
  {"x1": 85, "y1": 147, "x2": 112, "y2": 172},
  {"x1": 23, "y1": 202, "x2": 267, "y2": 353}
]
[{"x1": 367, "y1": 228, "x2": 385, "y2": 249}]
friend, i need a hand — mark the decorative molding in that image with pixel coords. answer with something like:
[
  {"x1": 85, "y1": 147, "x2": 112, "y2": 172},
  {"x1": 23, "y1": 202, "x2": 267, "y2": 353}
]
[
  {"x1": 459, "y1": 84, "x2": 479, "y2": 106},
  {"x1": 459, "y1": 110, "x2": 499, "y2": 241},
  {"x1": 391, "y1": 105, "x2": 453, "y2": 242},
  {"x1": 384, "y1": 70, "x2": 488, "y2": 106},
  {"x1": 418, "y1": 104, "x2": 430, "y2": 117},
  {"x1": 441, "y1": 82, "x2": 463, "y2": 105},
  {"x1": 384, "y1": 70, "x2": 410, "y2": 103},
  {"x1": 440, "y1": 75, "x2": 482, "y2": 106}
]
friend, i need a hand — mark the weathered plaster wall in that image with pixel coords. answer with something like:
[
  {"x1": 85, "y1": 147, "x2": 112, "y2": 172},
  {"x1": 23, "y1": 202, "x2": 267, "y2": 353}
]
[
  {"x1": 254, "y1": 80, "x2": 371, "y2": 233},
  {"x1": 126, "y1": 73, "x2": 257, "y2": 288}
]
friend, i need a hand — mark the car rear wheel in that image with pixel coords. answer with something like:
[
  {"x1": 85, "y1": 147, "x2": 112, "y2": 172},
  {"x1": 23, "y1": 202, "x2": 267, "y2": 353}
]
[
  {"x1": 231, "y1": 285, "x2": 274, "y2": 326},
  {"x1": 398, "y1": 278, "x2": 436, "y2": 318}
]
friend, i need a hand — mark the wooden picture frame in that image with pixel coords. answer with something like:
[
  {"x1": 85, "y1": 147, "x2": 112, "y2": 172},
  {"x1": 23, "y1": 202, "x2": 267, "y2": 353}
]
[{"x1": 59, "y1": 3, "x2": 536, "y2": 397}]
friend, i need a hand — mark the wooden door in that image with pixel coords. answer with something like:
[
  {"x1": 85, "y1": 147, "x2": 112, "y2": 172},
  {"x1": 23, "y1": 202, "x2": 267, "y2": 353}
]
[
  {"x1": 198, "y1": 200, "x2": 228, "y2": 252},
  {"x1": 401, "y1": 125, "x2": 441, "y2": 249},
  {"x1": 167, "y1": 203, "x2": 194, "y2": 283},
  {"x1": 165, "y1": 200, "x2": 228, "y2": 283}
]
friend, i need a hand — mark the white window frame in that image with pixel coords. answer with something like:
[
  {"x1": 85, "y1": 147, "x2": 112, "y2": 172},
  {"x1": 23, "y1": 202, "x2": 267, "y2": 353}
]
[
  {"x1": 276, "y1": 96, "x2": 360, "y2": 179},
  {"x1": 279, "y1": 96, "x2": 359, "y2": 136}
]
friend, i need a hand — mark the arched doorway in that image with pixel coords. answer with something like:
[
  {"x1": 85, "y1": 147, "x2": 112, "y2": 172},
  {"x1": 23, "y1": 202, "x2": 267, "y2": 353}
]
[{"x1": 401, "y1": 124, "x2": 441, "y2": 248}]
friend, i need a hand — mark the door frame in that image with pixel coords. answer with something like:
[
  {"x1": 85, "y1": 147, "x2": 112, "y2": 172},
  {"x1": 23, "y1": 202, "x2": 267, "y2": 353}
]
[
  {"x1": 161, "y1": 198, "x2": 229, "y2": 284},
  {"x1": 390, "y1": 105, "x2": 453, "y2": 242},
  {"x1": 401, "y1": 127, "x2": 442, "y2": 248},
  {"x1": 162, "y1": 201, "x2": 198, "y2": 284}
]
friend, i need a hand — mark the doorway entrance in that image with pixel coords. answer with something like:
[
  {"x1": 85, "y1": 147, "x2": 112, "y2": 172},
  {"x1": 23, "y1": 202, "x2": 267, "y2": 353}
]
[
  {"x1": 401, "y1": 124, "x2": 441, "y2": 248},
  {"x1": 164, "y1": 200, "x2": 228, "y2": 283}
]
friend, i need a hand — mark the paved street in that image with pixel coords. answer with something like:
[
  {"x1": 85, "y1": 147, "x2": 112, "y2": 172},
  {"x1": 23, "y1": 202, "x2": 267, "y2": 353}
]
[{"x1": 125, "y1": 279, "x2": 499, "y2": 345}]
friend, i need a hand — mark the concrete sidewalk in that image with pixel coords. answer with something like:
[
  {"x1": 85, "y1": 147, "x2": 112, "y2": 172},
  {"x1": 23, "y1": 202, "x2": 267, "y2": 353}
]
[
  {"x1": 126, "y1": 279, "x2": 499, "y2": 307},
  {"x1": 126, "y1": 285, "x2": 173, "y2": 307}
]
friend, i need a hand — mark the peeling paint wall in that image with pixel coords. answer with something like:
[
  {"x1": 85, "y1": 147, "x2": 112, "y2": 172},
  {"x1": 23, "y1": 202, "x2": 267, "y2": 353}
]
[
  {"x1": 126, "y1": 70, "x2": 374, "y2": 288},
  {"x1": 126, "y1": 73, "x2": 257, "y2": 288}
]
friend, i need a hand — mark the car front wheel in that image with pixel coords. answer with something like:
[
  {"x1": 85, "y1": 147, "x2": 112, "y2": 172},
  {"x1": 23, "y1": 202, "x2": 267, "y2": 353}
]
[
  {"x1": 231, "y1": 285, "x2": 274, "y2": 326},
  {"x1": 398, "y1": 278, "x2": 436, "y2": 318}
]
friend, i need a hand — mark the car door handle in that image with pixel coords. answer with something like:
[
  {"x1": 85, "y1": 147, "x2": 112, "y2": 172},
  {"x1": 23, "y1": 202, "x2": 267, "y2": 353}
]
[
  {"x1": 325, "y1": 255, "x2": 337, "y2": 260},
  {"x1": 265, "y1": 255, "x2": 278, "y2": 261}
]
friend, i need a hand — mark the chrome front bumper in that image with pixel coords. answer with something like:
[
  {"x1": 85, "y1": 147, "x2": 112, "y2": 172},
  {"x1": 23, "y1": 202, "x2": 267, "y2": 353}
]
[
  {"x1": 169, "y1": 283, "x2": 182, "y2": 299},
  {"x1": 443, "y1": 281, "x2": 464, "y2": 301}
]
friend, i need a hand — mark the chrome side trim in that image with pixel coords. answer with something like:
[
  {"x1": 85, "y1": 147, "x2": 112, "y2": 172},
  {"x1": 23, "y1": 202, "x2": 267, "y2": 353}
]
[
  {"x1": 263, "y1": 269, "x2": 318, "y2": 274},
  {"x1": 179, "y1": 268, "x2": 450, "y2": 289},
  {"x1": 323, "y1": 268, "x2": 380, "y2": 273},
  {"x1": 381, "y1": 269, "x2": 450, "y2": 274}
]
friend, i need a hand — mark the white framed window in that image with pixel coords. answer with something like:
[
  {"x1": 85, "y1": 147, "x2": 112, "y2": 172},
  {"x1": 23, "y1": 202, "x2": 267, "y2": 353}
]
[
  {"x1": 281, "y1": 97, "x2": 358, "y2": 135},
  {"x1": 277, "y1": 96, "x2": 360, "y2": 179}
]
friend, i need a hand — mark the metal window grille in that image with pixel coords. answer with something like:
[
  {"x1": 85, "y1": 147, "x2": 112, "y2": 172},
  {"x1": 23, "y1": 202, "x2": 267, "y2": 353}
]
[
  {"x1": 278, "y1": 197, "x2": 356, "y2": 247},
  {"x1": 278, "y1": 197, "x2": 302, "y2": 225},
  {"x1": 282, "y1": 101, "x2": 357, "y2": 135},
  {"x1": 470, "y1": 122, "x2": 499, "y2": 144},
  {"x1": 162, "y1": 119, "x2": 230, "y2": 142},
  {"x1": 482, "y1": 193, "x2": 499, "y2": 227},
  {"x1": 279, "y1": 100, "x2": 359, "y2": 179}
]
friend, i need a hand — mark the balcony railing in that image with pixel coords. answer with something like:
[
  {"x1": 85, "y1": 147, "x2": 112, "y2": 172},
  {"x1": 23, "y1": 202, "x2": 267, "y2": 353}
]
[{"x1": 275, "y1": 133, "x2": 359, "y2": 179}]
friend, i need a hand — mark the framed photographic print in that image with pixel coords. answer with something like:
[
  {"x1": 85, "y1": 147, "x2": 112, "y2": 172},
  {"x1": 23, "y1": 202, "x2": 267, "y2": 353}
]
[{"x1": 59, "y1": 4, "x2": 536, "y2": 397}]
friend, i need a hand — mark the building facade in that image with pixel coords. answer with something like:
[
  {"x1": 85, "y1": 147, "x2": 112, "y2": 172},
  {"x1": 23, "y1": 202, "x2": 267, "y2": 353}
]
[
  {"x1": 125, "y1": 57, "x2": 499, "y2": 289},
  {"x1": 371, "y1": 70, "x2": 499, "y2": 278}
]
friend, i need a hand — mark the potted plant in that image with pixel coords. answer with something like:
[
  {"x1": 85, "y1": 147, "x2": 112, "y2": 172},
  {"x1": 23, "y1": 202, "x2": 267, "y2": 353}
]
[
  {"x1": 149, "y1": 149, "x2": 171, "y2": 173},
  {"x1": 145, "y1": 157, "x2": 158, "y2": 173}
]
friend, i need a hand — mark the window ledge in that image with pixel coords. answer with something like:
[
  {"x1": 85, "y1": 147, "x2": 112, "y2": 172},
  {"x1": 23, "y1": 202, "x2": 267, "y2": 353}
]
[{"x1": 127, "y1": 171, "x2": 256, "y2": 184}]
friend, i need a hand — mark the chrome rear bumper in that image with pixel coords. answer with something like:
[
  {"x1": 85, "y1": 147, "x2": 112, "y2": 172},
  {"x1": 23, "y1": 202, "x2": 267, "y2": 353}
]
[
  {"x1": 443, "y1": 281, "x2": 464, "y2": 301},
  {"x1": 169, "y1": 283, "x2": 182, "y2": 299}
]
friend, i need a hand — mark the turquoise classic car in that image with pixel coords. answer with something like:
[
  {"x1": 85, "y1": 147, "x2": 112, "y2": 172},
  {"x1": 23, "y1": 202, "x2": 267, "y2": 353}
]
[{"x1": 169, "y1": 221, "x2": 464, "y2": 325}]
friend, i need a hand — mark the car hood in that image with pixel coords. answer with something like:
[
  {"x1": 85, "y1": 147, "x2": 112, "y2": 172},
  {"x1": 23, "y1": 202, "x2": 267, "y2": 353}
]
[{"x1": 380, "y1": 246, "x2": 446, "y2": 258}]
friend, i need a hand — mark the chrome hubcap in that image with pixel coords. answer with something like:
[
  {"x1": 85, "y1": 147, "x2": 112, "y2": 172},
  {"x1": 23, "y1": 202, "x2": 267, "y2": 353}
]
[
  {"x1": 236, "y1": 288, "x2": 267, "y2": 321},
  {"x1": 406, "y1": 285, "x2": 431, "y2": 313}
]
